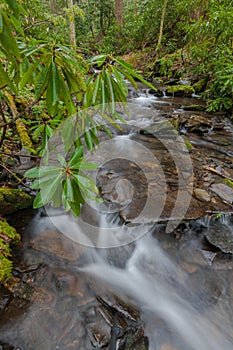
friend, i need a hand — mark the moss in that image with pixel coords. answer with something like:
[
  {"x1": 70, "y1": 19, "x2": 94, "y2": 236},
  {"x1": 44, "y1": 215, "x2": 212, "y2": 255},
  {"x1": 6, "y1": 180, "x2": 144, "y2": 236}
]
[
  {"x1": 183, "y1": 104, "x2": 206, "y2": 112},
  {"x1": 223, "y1": 179, "x2": 233, "y2": 189},
  {"x1": 0, "y1": 220, "x2": 20, "y2": 281},
  {"x1": 183, "y1": 136, "x2": 193, "y2": 151},
  {"x1": 0, "y1": 188, "x2": 33, "y2": 215},
  {"x1": 193, "y1": 78, "x2": 207, "y2": 93},
  {"x1": 16, "y1": 119, "x2": 36, "y2": 154},
  {"x1": 166, "y1": 84, "x2": 195, "y2": 97}
]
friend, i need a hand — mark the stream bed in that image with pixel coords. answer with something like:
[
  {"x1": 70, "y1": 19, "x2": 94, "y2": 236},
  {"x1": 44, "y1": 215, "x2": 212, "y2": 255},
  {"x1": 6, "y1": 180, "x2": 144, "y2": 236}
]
[{"x1": 0, "y1": 89, "x2": 233, "y2": 350}]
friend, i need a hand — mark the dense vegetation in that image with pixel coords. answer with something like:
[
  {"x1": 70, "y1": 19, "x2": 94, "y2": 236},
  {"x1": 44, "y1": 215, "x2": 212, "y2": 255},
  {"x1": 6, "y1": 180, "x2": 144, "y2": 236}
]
[
  {"x1": 0, "y1": 0, "x2": 232, "y2": 279},
  {"x1": 21, "y1": 0, "x2": 233, "y2": 112}
]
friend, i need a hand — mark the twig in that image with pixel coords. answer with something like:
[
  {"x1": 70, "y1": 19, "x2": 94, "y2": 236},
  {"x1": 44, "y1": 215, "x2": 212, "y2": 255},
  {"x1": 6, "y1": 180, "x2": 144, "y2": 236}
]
[
  {"x1": 0, "y1": 101, "x2": 7, "y2": 148},
  {"x1": 0, "y1": 233, "x2": 11, "y2": 243},
  {"x1": 0, "y1": 150, "x2": 40, "y2": 159},
  {"x1": 203, "y1": 166, "x2": 233, "y2": 182},
  {"x1": 0, "y1": 161, "x2": 34, "y2": 191},
  {"x1": 0, "y1": 161, "x2": 21, "y2": 181}
]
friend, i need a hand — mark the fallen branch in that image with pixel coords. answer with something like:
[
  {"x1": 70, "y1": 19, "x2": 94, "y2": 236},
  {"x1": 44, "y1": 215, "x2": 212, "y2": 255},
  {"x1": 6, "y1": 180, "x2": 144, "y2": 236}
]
[
  {"x1": 0, "y1": 150, "x2": 40, "y2": 159},
  {"x1": 203, "y1": 166, "x2": 233, "y2": 182}
]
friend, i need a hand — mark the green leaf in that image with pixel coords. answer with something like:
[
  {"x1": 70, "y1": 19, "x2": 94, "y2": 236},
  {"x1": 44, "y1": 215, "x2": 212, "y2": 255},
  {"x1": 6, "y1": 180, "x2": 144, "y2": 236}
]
[
  {"x1": 45, "y1": 124, "x2": 53, "y2": 137},
  {"x1": 33, "y1": 193, "x2": 44, "y2": 208},
  {"x1": 57, "y1": 154, "x2": 66, "y2": 167},
  {"x1": 39, "y1": 173, "x2": 63, "y2": 206},
  {"x1": 70, "y1": 201, "x2": 81, "y2": 217},
  {"x1": 92, "y1": 74, "x2": 101, "y2": 104},
  {"x1": 62, "y1": 117, "x2": 76, "y2": 154},
  {"x1": 35, "y1": 65, "x2": 50, "y2": 99},
  {"x1": 46, "y1": 62, "x2": 60, "y2": 111},
  {"x1": 20, "y1": 60, "x2": 41, "y2": 89},
  {"x1": 69, "y1": 146, "x2": 84, "y2": 167},
  {"x1": 88, "y1": 54, "x2": 107, "y2": 66},
  {"x1": 5, "y1": 0, "x2": 19, "y2": 17},
  {"x1": 0, "y1": 13, "x2": 20, "y2": 60},
  {"x1": 0, "y1": 62, "x2": 16, "y2": 92},
  {"x1": 59, "y1": 74, "x2": 76, "y2": 116},
  {"x1": 75, "y1": 161, "x2": 98, "y2": 170},
  {"x1": 39, "y1": 166, "x2": 62, "y2": 177},
  {"x1": 105, "y1": 70, "x2": 115, "y2": 104},
  {"x1": 114, "y1": 57, "x2": 157, "y2": 91},
  {"x1": 84, "y1": 130, "x2": 94, "y2": 150},
  {"x1": 0, "y1": 13, "x2": 3, "y2": 33},
  {"x1": 65, "y1": 178, "x2": 75, "y2": 202},
  {"x1": 24, "y1": 167, "x2": 40, "y2": 179}
]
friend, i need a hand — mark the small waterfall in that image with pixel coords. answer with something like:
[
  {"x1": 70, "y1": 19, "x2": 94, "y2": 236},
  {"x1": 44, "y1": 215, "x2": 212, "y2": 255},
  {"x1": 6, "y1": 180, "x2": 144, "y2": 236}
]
[{"x1": 80, "y1": 231, "x2": 233, "y2": 350}]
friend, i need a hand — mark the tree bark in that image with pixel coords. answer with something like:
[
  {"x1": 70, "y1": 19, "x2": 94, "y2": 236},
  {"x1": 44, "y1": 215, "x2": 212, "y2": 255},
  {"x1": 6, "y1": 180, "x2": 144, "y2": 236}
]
[
  {"x1": 156, "y1": 0, "x2": 168, "y2": 58},
  {"x1": 50, "y1": 0, "x2": 55, "y2": 14},
  {"x1": 114, "y1": 0, "x2": 123, "y2": 26},
  {"x1": 134, "y1": 0, "x2": 137, "y2": 16},
  {"x1": 67, "y1": 0, "x2": 76, "y2": 47}
]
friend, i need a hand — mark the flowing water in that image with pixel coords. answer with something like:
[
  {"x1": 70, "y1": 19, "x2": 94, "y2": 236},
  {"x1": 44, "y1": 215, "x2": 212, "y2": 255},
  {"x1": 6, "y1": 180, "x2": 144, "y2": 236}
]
[{"x1": 1, "y1": 89, "x2": 233, "y2": 350}]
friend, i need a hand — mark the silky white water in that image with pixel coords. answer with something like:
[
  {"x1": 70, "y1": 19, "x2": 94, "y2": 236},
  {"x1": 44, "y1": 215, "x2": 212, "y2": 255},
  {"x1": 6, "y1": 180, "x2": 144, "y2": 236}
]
[
  {"x1": 30, "y1": 208, "x2": 233, "y2": 350},
  {"x1": 79, "y1": 229, "x2": 233, "y2": 350}
]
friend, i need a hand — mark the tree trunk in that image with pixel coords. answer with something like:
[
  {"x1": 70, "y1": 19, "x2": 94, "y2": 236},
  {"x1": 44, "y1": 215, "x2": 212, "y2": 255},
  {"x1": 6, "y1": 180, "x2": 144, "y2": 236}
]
[
  {"x1": 114, "y1": 0, "x2": 123, "y2": 26},
  {"x1": 156, "y1": 0, "x2": 168, "y2": 58},
  {"x1": 134, "y1": 0, "x2": 137, "y2": 16},
  {"x1": 67, "y1": 0, "x2": 76, "y2": 47},
  {"x1": 50, "y1": 0, "x2": 55, "y2": 14}
]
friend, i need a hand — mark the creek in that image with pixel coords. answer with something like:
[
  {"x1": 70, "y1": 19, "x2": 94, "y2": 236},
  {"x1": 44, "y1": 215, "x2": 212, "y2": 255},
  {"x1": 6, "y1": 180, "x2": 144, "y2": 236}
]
[{"x1": 0, "y1": 87, "x2": 233, "y2": 350}]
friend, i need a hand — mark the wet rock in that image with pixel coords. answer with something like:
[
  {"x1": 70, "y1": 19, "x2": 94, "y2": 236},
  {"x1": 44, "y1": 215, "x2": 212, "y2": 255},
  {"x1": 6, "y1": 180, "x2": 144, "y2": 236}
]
[
  {"x1": 3, "y1": 276, "x2": 33, "y2": 300},
  {"x1": 0, "y1": 342, "x2": 17, "y2": 350},
  {"x1": 204, "y1": 215, "x2": 233, "y2": 254},
  {"x1": 194, "y1": 188, "x2": 211, "y2": 202},
  {"x1": 210, "y1": 183, "x2": 233, "y2": 205},
  {"x1": 185, "y1": 268, "x2": 223, "y2": 309},
  {"x1": 97, "y1": 295, "x2": 140, "y2": 323},
  {"x1": 0, "y1": 188, "x2": 33, "y2": 215},
  {"x1": 160, "y1": 344, "x2": 179, "y2": 350},
  {"x1": 118, "y1": 328, "x2": 149, "y2": 350},
  {"x1": 29, "y1": 230, "x2": 84, "y2": 262},
  {"x1": 0, "y1": 285, "x2": 11, "y2": 311}
]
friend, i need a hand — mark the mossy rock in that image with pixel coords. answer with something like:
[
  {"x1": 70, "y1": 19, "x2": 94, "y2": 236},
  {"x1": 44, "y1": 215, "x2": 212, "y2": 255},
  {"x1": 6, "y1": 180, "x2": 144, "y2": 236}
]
[
  {"x1": 0, "y1": 220, "x2": 20, "y2": 281},
  {"x1": 193, "y1": 78, "x2": 207, "y2": 93},
  {"x1": 0, "y1": 188, "x2": 33, "y2": 215},
  {"x1": 183, "y1": 104, "x2": 206, "y2": 112},
  {"x1": 165, "y1": 84, "x2": 195, "y2": 97}
]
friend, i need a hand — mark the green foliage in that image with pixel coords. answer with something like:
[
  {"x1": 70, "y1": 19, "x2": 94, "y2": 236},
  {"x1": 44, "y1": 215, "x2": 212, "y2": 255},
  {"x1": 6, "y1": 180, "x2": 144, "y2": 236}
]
[
  {"x1": 0, "y1": 0, "x2": 157, "y2": 217},
  {"x1": 25, "y1": 146, "x2": 100, "y2": 216},
  {"x1": 0, "y1": 220, "x2": 20, "y2": 281}
]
